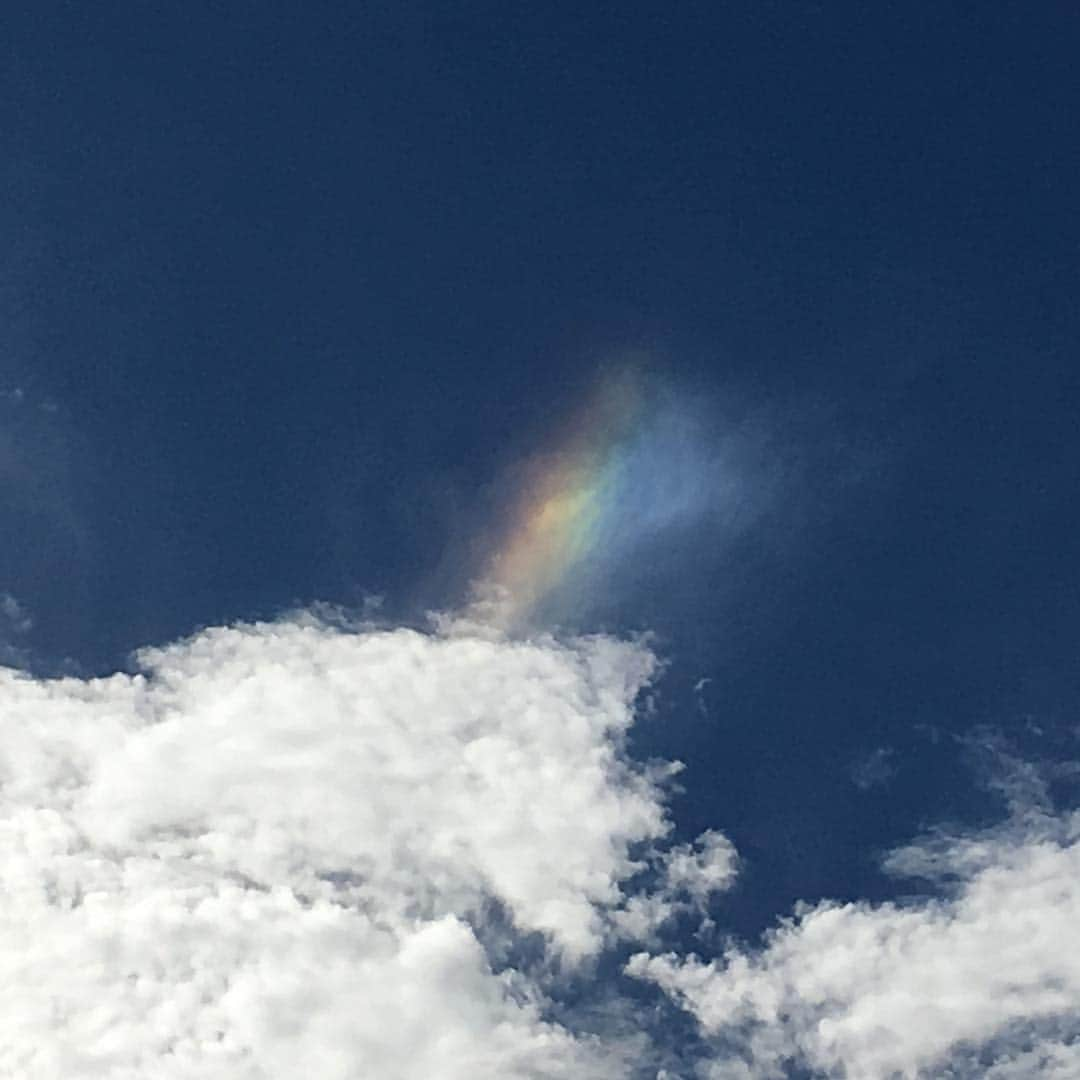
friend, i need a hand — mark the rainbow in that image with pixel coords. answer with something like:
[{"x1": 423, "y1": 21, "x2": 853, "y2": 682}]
[{"x1": 480, "y1": 363, "x2": 713, "y2": 627}]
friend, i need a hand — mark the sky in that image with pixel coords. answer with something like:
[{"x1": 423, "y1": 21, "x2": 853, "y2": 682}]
[{"x1": 2, "y1": 4, "x2": 1079, "y2": 1078}]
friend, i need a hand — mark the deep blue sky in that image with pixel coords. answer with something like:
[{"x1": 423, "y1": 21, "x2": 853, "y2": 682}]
[{"x1": 3, "y1": 3, "x2": 1078, "y2": 934}]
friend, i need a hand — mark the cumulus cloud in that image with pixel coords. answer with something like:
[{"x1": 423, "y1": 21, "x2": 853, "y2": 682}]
[
  {"x1": 5, "y1": 610, "x2": 1078, "y2": 1080},
  {"x1": 629, "y1": 755, "x2": 1080, "y2": 1079},
  {"x1": 0, "y1": 617, "x2": 678, "y2": 1079},
  {"x1": 612, "y1": 830, "x2": 739, "y2": 944}
]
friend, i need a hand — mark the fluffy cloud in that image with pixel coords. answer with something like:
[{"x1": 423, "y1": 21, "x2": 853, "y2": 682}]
[
  {"x1": 0, "y1": 618, "x2": 673, "y2": 1079},
  {"x1": 612, "y1": 830, "x2": 738, "y2": 943},
  {"x1": 6, "y1": 611, "x2": 1077, "y2": 1080},
  {"x1": 629, "y1": 790, "x2": 1080, "y2": 1078}
]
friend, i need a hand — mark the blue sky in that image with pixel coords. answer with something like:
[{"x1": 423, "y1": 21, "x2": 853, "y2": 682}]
[{"x1": 2, "y1": 5, "x2": 1079, "y2": 1077}]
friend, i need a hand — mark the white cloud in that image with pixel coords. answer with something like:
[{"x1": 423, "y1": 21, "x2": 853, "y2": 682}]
[
  {"x1": 7, "y1": 610, "x2": 1077, "y2": 1080},
  {"x1": 981, "y1": 1036, "x2": 1080, "y2": 1079},
  {"x1": 0, "y1": 618, "x2": 674, "y2": 1079},
  {"x1": 613, "y1": 825, "x2": 738, "y2": 946},
  {"x1": 629, "y1": 796, "x2": 1080, "y2": 1078},
  {"x1": 612, "y1": 830, "x2": 739, "y2": 944},
  {"x1": 662, "y1": 830, "x2": 739, "y2": 902}
]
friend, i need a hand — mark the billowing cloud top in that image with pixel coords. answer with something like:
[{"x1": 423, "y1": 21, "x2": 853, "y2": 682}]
[
  {"x1": 0, "y1": 619, "x2": 673, "y2": 1079},
  {"x1": 2, "y1": 614, "x2": 1078, "y2": 1079}
]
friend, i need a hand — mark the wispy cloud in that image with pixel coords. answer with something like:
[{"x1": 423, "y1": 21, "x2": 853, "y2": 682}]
[
  {"x1": 459, "y1": 366, "x2": 786, "y2": 633},
  {"x1": 0, "y1": 593, "x2": 32, "y2": 635},
  {"x1": 849, "y1": 745, "x2": 896, "y2": 790},
  {"x1": 629, "y1": 744, "x2": 1080, "y2": 1078}
]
